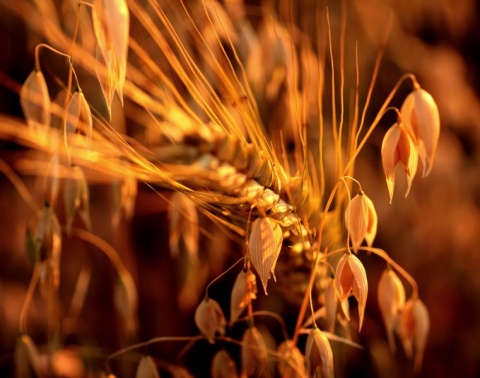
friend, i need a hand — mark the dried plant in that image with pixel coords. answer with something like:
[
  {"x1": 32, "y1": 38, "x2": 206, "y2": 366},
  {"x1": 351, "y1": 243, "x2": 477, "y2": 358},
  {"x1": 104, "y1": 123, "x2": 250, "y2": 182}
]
[{"x1": 0, "y1": 0, "x2": 442, "y2": 377}]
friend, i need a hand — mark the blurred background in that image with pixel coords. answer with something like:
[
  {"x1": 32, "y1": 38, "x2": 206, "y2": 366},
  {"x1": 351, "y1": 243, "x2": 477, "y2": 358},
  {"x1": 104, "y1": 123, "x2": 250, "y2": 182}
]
[{"x1": 0, "y1": 0, "x2": 479, "y2": 377}]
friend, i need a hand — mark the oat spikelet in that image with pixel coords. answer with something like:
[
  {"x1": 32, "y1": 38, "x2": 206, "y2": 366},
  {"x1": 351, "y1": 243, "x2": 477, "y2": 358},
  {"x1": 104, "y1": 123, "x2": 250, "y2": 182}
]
[
  {"x1": 377, "y1": 268, "x2": 405, "y2": 353},
  {"x1": 20, "y1": 69, "x2": 51, "y2": 132},
  {"x1": 277, "y1": 340, "x2": 306, "y2": 378},
  {"x1": 248, "y1": 217, "x2": 283, "y2": 294},
  {"x1": 35, "y1": 203, "x2": 62, "y2": 288},
  {"x1": 381, "y1": 123, "x2": 418, "y2": 203},
  {"x1": 335, "y1": 253, "x2": 368, "y2": 331},
  {"x1": 211, "y1": 350, "x2": 238, "y2": 378},
  {"x1": 400, "y1": 87, "x2": 440, "y2": 177},
  {"x1": 113, "y1": 268, "x2": 138, "y2": 338},
  {"x1": 92, "y1": 0, "x2": 129, "y2": 106},
  {"x1": 241, "y1": 326, "x2": 268, "y2": 377},
  {"x1": 345, "y1": 192, "x2": 377, "y2": 252},
  {"x1": 194, "y1": 298, "x2": 226, "y2": 343},
  {"x1": 397, "y1": 298, "x2": 430, "y2": 372},
  {"x1": 230, "y1": 269, "x2": 257, "y2": 324},
  {"x1": 136, "y1": 355, "x2": 160, "y2": 378},
  {"x1": 94, "y1": 45, "x2": 116, "y2": 118},
  {"x1": 64, "y1": 165, "x2": 92, "y2": 234},
  {"x1": 64, "y1": 91, "x2": 93, "y2": 145},
  {"x1": 305, "y1": 328, "x2": 334, "y2": 378}
]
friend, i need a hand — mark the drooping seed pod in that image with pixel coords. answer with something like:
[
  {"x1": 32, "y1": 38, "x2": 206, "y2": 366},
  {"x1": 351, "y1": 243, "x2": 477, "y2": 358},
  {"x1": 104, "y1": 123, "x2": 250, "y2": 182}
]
[
  {"x1": 211, "y1": 350, "x2": 238, "y2": 378},
  {"x1": 64, "y1": 91, "x2": 93, "y2": 145},
  {"x1": 194, "y1": 298, "x2": 226, "y2": 343},
  {"x1": 92, "y1": 0, "x2": 129, "y2": 105},
  {"x1": 305, "y1": 328, "x2": 334, "y2": 378},
  {"x1": 230, "y1": 269, "x2": 257, "y2": 324},
  {"x1": 377, "y1": 268, "x2": 405, "y2": 353},
  {"x1": 35, "y1": 203, "x2": 62, "y2": 288},
  {"x1": 248, "y1": 217, "x2": 283, "y2": 294},
  {"x1": 381, "y1": 123, "x2": 418, "y2": 203},
  {"x1": 277, "y1": 340, "x2": 306, "y2": 378},
  {"x1": 335, "y1": 253, "x2": 368, "y2": 331},
  {"x1": 64, "y1": 165, "x2": 92, "y2": 234},
  {"x1": 20, "y1": 69, "x2": 51, "y2": 131},
  {"x1": 345, "y1": 192, "x2": 377, "y2": 252},
  {"x1": 15, "y1": 334, "x2": 41, "y2": 378},
  {"x1": 400, "y1": 87, "x2": 440, "y2": 177},
  {"x1": 397, "y1": 298, "x2": 430, "y2": 372},
  {"x1": 241, "y1": 326, "x2": 268, "y2": 377},
  {"x1": 94, "y1": 45, "x2": 116, "y2": 118},
  {"x1": 113, "y1": 268, "x2": 138, "y2": 338},
  {"x1": 136, "y1": 355, "x2": 160, "y2": 378}
]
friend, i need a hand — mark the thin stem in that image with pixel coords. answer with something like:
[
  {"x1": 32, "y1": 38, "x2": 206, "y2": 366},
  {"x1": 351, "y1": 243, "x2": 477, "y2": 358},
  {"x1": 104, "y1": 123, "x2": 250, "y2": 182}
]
[
  {"x1": 205, "y1": 257, "x2": 245, "y2": 298},
  {"x1": 34, "y1": 43, "x2": 71, "y2": 72},
  {"x1": 19, "y1": 266, "x2": 40, "y2": 334},
  {"x1": 361, "y1": 246, "x2": 419, "y2": 298},
  {"x1": 326, "y1": 9, "x2": 339, "y2": 179},
  {"x1": 292, "y1": 245, "x2": 329, "y2": 345},
  {"x1": 338, "y1": 0, "x2": 347, "y2": 172},
  {"x1": 244, "y1": 204, "x2": 255, "y2": 258},
  {"x1": 251, "y1": 311, "x2": 290, "y2": 342},
  {"x1": 67, "y1": 227, "x2": 125, "y2": 273},
  {"x1": 60, "y1": 4, "x2": 82, "y2": 165},
  {"x1": 292, "y1": 171, "x2": 362, "y2": 343},
  {"x1": 106, "y1": 336, "x2": 200, "y2": 373},
  {"x1": 69, "y1": 3, "x2": 81, "y2": 59},
  {"x1": 309, "y1": 282, "x2": 316, "y2": 329},
  {"x1": 356, "y1": 14, "x2": 393, "y2": 139},
  {"x1": 69, "y1": 63, "x2": 81, "y2": 92},
  {"x1": 340, "y1": 175, "x2": 362, "y2": 193},
  {"x1": 0, "y1": 159, "x2": 40, "y2": 215},
  {"x1": 345, "y1": 73, "x2": 418, "y2": 176}
]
